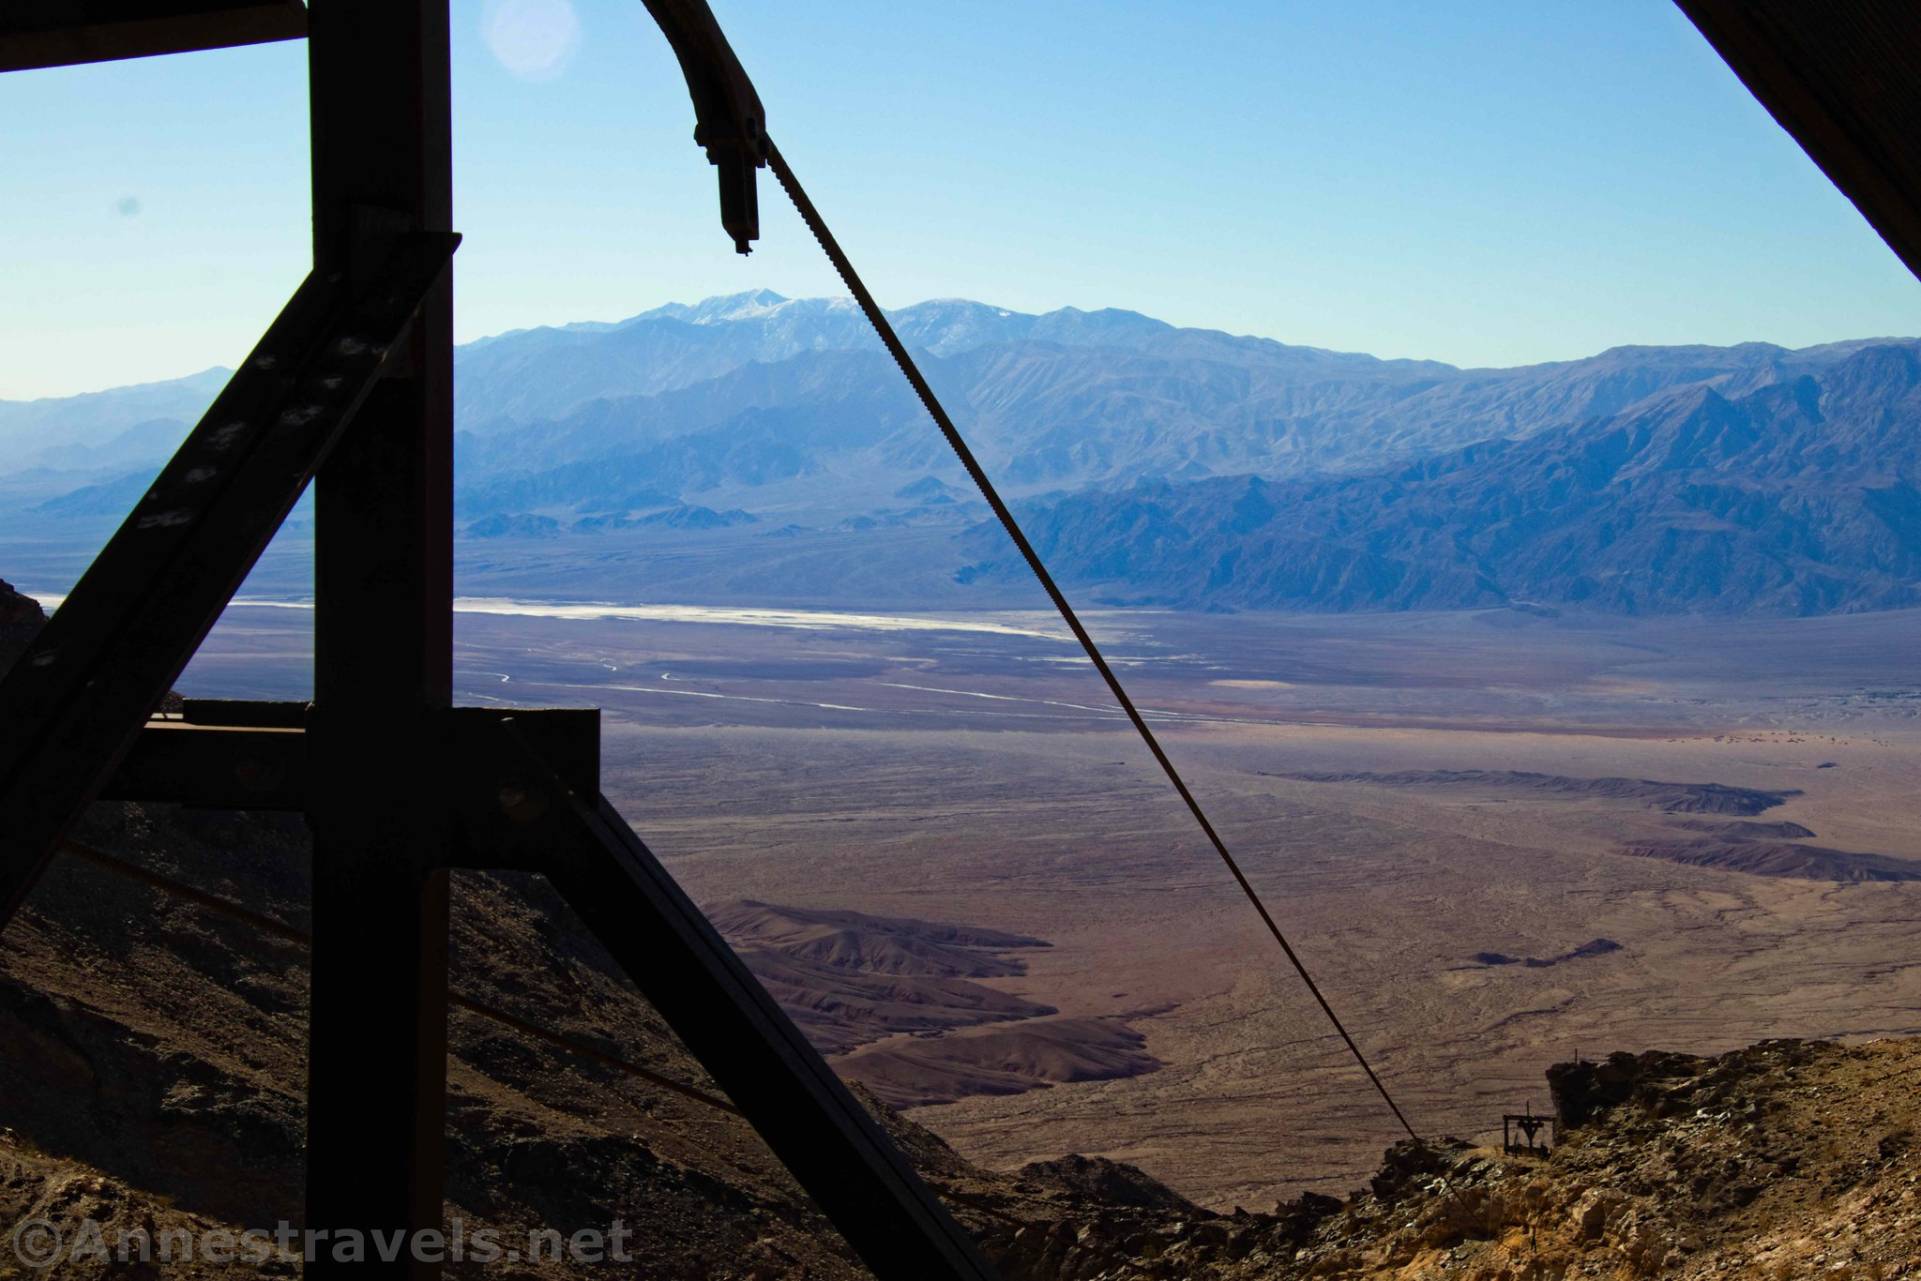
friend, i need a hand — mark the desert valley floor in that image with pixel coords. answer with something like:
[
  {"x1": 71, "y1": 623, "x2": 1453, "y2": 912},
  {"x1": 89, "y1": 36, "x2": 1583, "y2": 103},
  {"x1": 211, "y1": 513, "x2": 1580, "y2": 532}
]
[{"x1": 58, "y1": 590, "x2": 1921, "y2": 1212}]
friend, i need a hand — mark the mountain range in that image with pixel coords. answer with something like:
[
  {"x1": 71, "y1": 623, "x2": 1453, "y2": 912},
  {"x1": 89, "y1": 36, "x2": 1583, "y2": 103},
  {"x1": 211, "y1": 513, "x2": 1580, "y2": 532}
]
[
  {"x1": 967, "y1": 344, "x2": 1921, "y2": 614},
  {"x1": 2, "y1": 290, "x2": 1916, "y2": 615}
]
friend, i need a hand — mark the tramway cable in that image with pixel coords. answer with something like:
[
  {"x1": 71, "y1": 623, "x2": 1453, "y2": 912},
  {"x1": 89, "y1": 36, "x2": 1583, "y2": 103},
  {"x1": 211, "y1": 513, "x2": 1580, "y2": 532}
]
[{"x1": 764, "y1": 137, "x2": 1423, "y2": 1144}]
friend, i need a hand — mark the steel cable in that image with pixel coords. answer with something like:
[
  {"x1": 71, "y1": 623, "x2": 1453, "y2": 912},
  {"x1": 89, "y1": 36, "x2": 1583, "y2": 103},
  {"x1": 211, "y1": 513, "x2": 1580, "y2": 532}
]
[{"x1": 765, "y1": 138, "x2": 1421, "y2": 1143}]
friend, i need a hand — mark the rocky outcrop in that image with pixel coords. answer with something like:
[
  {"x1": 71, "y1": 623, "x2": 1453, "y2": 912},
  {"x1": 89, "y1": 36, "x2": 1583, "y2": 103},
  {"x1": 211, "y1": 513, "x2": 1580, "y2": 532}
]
[
  {"x1": 0, "y1": 577, "x2": 45, "y2": 671},
  {"x1": 1015, "y1": 1155, "x2": 1205, "y2": 1217},
  {"x1": 973, "y1": 1038, "x2": 1921, "y2": 1280}
]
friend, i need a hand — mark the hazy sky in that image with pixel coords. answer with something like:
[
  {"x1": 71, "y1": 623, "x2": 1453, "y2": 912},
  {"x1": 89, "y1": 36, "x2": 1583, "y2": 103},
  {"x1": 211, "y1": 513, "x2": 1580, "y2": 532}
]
[{"x1": 2, "y1": 0, "x2": 1916, "y2": 400}]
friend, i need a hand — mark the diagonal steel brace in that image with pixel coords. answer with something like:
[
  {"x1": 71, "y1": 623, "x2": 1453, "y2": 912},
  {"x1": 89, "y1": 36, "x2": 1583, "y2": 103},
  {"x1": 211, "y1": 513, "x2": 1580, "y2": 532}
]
[{"x1": 0, "y1": 231, "x2": 458, "y2": 929}]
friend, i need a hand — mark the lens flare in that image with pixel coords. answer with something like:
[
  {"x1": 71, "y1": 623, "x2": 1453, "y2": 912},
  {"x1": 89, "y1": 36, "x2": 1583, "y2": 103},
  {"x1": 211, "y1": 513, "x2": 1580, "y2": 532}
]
[{"x1": 481, "y1": 0, "x2": 581, "y2": 82}]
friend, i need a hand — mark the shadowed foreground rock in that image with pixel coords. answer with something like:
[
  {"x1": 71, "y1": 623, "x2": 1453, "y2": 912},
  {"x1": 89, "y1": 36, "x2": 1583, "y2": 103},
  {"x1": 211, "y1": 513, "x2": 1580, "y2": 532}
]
[{"x1": 10, "y1": 836, "x2": 1920, "y2": 1281}]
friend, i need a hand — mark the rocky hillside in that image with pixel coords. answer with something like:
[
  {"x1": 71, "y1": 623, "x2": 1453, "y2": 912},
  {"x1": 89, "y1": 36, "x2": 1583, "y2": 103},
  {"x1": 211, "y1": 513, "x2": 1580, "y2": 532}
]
[
  {"x1": 12, "y1": 856, "x2": 1917, "y2": 1281},
  {"x1": 977, "y1": 343, "x2": 1921, "y2": 615},
  {"x1": 1020, "y1": 1036, "x2": 1921, "y2": 1280},
  {"x1": 0, "y1": 578, "x2": 44, "y2": 669},
  {"x1": 0, "y1": 802, "x2": 883, "y2": 1279},
  {"x1": 0, "y1": 793, "x2": 1161, "y2": 1280},
  {"x1": 6, "y1": 800, "x2": 1917, "y2": 1280},
  {"x1": 836, "y1": 1038, "x2": 1921, "y2": 1281}
]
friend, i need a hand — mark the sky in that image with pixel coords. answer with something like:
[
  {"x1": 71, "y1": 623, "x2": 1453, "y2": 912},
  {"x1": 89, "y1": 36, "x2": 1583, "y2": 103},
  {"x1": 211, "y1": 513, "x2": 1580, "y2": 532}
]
[{"x1": 1, "y1": 0, "x2": 1916, "y2": 400}]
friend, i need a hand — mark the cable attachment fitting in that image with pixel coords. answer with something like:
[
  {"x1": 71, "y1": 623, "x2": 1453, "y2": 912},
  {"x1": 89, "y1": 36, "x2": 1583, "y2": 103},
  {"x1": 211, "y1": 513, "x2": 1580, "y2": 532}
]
[{"x1": 642, "y1": 0, "x2": 768, "y2": 254}]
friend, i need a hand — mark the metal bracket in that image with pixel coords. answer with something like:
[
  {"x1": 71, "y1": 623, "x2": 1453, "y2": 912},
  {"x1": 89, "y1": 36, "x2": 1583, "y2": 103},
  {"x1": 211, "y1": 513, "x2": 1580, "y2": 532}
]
[{"x1": 640, "y1": 0, "x2": 767, "y2": 253}]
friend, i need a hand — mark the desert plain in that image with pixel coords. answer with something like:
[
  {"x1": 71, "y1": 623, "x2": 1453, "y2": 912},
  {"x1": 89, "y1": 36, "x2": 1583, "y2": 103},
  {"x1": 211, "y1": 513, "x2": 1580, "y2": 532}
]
[{"x1": 111, "y1": 591, "x2": 1921, "y2": 1212}]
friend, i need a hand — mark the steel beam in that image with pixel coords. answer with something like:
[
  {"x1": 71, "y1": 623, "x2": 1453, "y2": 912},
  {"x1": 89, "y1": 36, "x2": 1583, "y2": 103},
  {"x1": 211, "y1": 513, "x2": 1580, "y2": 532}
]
[
  {"x1": 555, "y1": 805, "x2": 999, "y2": 1280},
  {"x1": 91, "y1": 702, "x2": 600, "y2": 822},
  {"x1": 0, "y1": 1, "x2": 306, "y2": 73},
  {"x1": 303, "y1": 2, "x2": 456, "y2": 1274},
  {"x1": 179, "y1": 697, "x2": 311, "y2": 728},
  {"x1": 1675, "y1": 0, "x2": 1921, "y2": 284},
  {"x1": 453, "y1": 720, "x2": 1000, "y2": 1281},
  {"x1": 103, "y1": 720, "x2": 307, "y2": 811},
  {"x1": 98, "y1": 705, "x2": 598, "y2": 817},
  {"x1": 0, "y1": 233, "x2": 455, "y2": 935}
]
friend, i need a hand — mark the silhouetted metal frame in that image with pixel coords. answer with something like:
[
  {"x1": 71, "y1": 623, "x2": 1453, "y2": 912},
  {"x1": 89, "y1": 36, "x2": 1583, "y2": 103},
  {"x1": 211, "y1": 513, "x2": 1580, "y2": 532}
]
[
  {"x1": 1675, "y1": 0, "x2": 1921, "y2": 283},
  {"x1": 452, "y1": 717, "x2": 1002, "y2": 1279},
  {"x1": 0, "y1": 232, "x2": 457, "y2": 929},
  {"x1": 0, "y1": 3, "x2": 1003, "y2": 1278},
  {"x1": 103, "y1": 719, "x2": 308, "y2": 810},
  {"x1": 0, "y1": 1, "x2": 307, "y2": 72},
  {"x1": 1501, "y1": 1112, "x2": 1554, "y2": 1156},
  {"x1": 302, "y1": 3, "x2": 458, "y2": 1272},
  {"x1": 94, "y1": 696, "x2": 1007, "y2": 1279}
]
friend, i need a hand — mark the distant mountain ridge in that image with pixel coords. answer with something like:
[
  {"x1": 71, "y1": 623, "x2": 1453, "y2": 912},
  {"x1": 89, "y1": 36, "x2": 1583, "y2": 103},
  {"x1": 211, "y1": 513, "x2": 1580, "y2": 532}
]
[
  {"x1": 967, "y1": 343, "x2": 1921, "y2": 615},
  {"x1": 4, "y1": 293, "x2": 1917, "y2": 616},
  {"x1": 0, "y1": 367, "x2": 224, "y2": 479},
  {"x1": 454, "y1": 288, "x2": 1438, "y2": 429},
  {"x1": 445, "y1": 291, "x2": 1913, "y2": 518}
]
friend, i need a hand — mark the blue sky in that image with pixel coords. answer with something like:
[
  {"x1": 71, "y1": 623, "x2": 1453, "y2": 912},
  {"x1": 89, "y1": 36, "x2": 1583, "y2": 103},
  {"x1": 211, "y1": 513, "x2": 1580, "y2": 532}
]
[{"x1": 1, "y1": 0, "x2": 1916, "y2": 400}]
